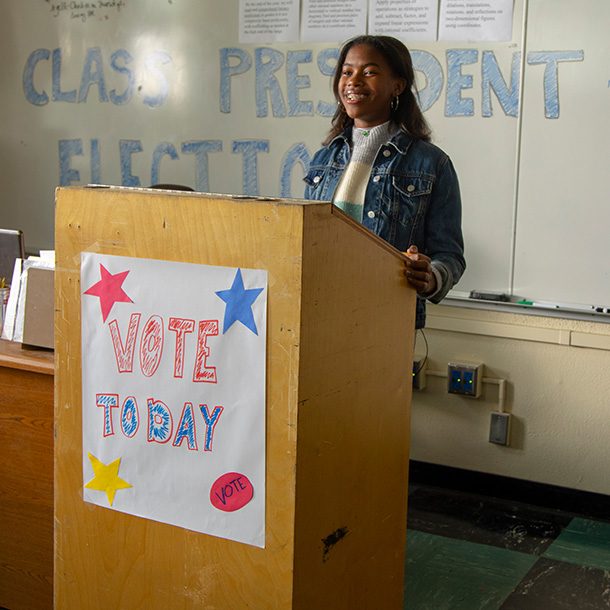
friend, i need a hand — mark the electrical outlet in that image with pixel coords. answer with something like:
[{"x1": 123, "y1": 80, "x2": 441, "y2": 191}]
[
  {"x1": 447, "y1": 362, "x2": 483, "y2": 397},
  {"x1": 412, "y1": 358, "x2": 427, "y2": 390},
  {"x1": 489, "y1": 412, "x2": 511, "y2": 445}
]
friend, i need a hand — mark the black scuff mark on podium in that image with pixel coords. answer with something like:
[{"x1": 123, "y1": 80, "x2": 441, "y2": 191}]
[{"x1": 322, "y1": 526, "x2": 349, "y2": 562}]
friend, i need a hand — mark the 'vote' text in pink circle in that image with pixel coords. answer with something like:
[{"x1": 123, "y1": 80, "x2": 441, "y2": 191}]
[{"x1": 210, "y1": 472, "x2": 254, "y2": 512}]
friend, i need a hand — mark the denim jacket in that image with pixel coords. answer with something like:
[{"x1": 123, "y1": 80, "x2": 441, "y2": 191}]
[{"x1": 303, "y1": 128, "x2": 465, "y2": 328}]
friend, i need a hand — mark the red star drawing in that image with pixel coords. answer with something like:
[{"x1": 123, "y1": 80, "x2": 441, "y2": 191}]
[{"x1": 83, "y1": 264, "x2": 133, "y2": 322}]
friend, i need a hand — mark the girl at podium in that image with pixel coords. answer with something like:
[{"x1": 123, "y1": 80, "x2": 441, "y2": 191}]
[{"x1": 304, "y1": 35, "x2": 465, "y2": 329}]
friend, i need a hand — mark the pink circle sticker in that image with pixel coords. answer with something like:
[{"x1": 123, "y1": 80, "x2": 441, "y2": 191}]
[{"x1": 210, "y1": 472, "x2": 254, "y2": 512}]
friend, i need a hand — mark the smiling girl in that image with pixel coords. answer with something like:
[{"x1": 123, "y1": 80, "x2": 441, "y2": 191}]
[{"x1": 304, "y1": 35, "x2": 465, "y2": 329}]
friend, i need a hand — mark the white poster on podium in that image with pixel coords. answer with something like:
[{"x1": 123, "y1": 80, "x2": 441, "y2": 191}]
[{"x1": 80, "y1": 252, "x2": 267, "y2": 548}]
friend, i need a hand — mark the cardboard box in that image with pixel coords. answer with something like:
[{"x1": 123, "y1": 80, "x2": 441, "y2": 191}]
[{"x1": 22, "y1": 267, "x2": 54, "y2": 349}]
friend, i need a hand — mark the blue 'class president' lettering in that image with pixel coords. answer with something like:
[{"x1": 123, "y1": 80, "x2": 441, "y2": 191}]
[
  {"x1": 219, "y1": 47, "x2": 339, "y2": 117},
  {"x1": 220, "y1": 47, "x2": 583, "y2": 120},
  {"x1": 23, "y1": 45, "x2": 583, "y2": 120},
  {"x1": 23, "y1": 47, "x2": 172, "y2": 108}
]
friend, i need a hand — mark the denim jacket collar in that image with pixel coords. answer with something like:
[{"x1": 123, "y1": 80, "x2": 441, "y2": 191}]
[{"x1": 327, "y1": 125, "x2": 415, "y2": 156}]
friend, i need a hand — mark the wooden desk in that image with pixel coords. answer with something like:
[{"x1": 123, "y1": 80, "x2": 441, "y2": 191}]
[{"x1": 0, "y1": 339, "x2": 54, "y2": 610}]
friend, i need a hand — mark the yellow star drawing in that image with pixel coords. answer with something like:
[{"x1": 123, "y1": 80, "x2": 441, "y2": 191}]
[{"x1": 85, "y1": 453, "x2": 132, "y2": 506}]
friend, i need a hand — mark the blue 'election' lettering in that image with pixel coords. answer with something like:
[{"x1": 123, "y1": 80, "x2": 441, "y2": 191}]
[
  {"x1": 181, "y1": 140, "x2": 223, "y2": 192},
  {"x1": 59, "y1": 139, "x2": 83, "y2": 185},
  {"x1": 120, "y1": 139, "x2": 143, "y2": 186},
  {"x1": 280, "y1": 142, "x2": 310, "y2": 198},
  {"x1": 232, "y1": 140, "x2": 269, "y2": 196},
  {"x1": 151, "y1": 142, "x2": 179, "y2": 186}
]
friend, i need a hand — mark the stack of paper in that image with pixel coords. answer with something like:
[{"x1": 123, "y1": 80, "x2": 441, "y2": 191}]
[{"x1": 1, "y1": 251, "x2": 55, "y2": 343}]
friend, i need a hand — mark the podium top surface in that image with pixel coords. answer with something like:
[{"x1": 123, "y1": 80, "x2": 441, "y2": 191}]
[
  {"x1": 69, "y1": 184, "x2": 325, "y2": 206},
  {"x1": 57, "y1": 185, "x2": 408, "y2": 262}
]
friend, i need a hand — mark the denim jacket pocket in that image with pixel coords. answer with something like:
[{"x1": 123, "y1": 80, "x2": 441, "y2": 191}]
[
  {"x1": 392, "y1": 175, "x2": 433, "y2": 227},
  {"x1": 375, "y1": 175, "x2": 433, "y2": 248}
]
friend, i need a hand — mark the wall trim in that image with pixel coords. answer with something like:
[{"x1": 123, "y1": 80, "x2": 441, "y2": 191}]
[
  {"x1": 427, "y1": 305, "x2": 610, "y2": 351},
  {"x1": 409, "y1": 460, "x2": 610, "y2": 521}
]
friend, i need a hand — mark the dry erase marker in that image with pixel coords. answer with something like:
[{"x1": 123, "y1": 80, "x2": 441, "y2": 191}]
[{"x1": 531, "y1": 300, "x2": 594, "y2": 313}]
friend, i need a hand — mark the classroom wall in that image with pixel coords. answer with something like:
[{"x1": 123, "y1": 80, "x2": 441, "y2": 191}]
[
  {"x1": 5, "y1": 0, "x2": 609, "y2": 307},
  {"x1": 0, "y1": 0, "x2": 575, "y2": 303},
  {"x1": 411, "y1": 304, "x2": 610, "y2": 495},
  {"x1": 3, "y1": 1, "x2": 609, "y2": 495}
]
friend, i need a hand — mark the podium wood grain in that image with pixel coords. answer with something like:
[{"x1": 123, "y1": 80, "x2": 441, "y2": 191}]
[{"x1": 55, "y1": 187, "x2": 415, "y2": 609}]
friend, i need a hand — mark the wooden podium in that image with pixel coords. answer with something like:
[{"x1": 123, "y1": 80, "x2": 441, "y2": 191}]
[{"x1": 55, "y1": 186, "x2": 415, "y2": 609}]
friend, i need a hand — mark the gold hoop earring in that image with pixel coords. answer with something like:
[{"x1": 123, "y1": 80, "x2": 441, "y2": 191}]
[{"x1": 391, "y1": 96, "x2": 400, "y2": 112}]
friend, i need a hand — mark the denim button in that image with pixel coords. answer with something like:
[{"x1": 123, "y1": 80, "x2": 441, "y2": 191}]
[
  {"x1": 383, "y1": 149, "x2": 391, "y2": 157},
  {"x1": 367, "y1": 210, "x2": 376, "y2": 218},
  {"x1": 373, "y1": 175, "x2": 381, "y2": 182},
  {"x1": 407, "y1": 184, "x2": 415, "y2": 192},
  {"x1": 313, "y1": 175, "x2": 321, "y2": 183}
]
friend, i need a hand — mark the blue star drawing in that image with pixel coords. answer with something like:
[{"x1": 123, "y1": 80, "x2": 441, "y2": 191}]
[{"x1": 215, "y1": 268, "x2": 264, "y2": 335}]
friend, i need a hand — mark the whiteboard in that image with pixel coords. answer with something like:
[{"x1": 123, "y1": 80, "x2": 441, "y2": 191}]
[
  {"x1": 513, "y1": 0, "x2": 610, "y2": 308},
  {"x1": 1, "y1": 0, "x2": 607, "y2": 310}
]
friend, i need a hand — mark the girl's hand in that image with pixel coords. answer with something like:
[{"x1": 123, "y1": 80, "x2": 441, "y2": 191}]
[{"x1": 404, "y1": 245, "x2": 437, "y2": 296}]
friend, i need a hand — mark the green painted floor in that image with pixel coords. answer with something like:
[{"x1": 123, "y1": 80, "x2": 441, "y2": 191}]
[
  {"x1": 405, "y1": 486, "x2": 610, "y2": 609},
  {"x1": 544, "y1": 518, "x2": 610, "y2": 571},
  {"x1": 405, "y1": 531, "x2": 537, "y2": 609}
]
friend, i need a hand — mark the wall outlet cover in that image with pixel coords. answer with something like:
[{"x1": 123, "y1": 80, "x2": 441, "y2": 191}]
[{"x1": 489, "y1": 411, "x2": 511, "y2": 445}]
